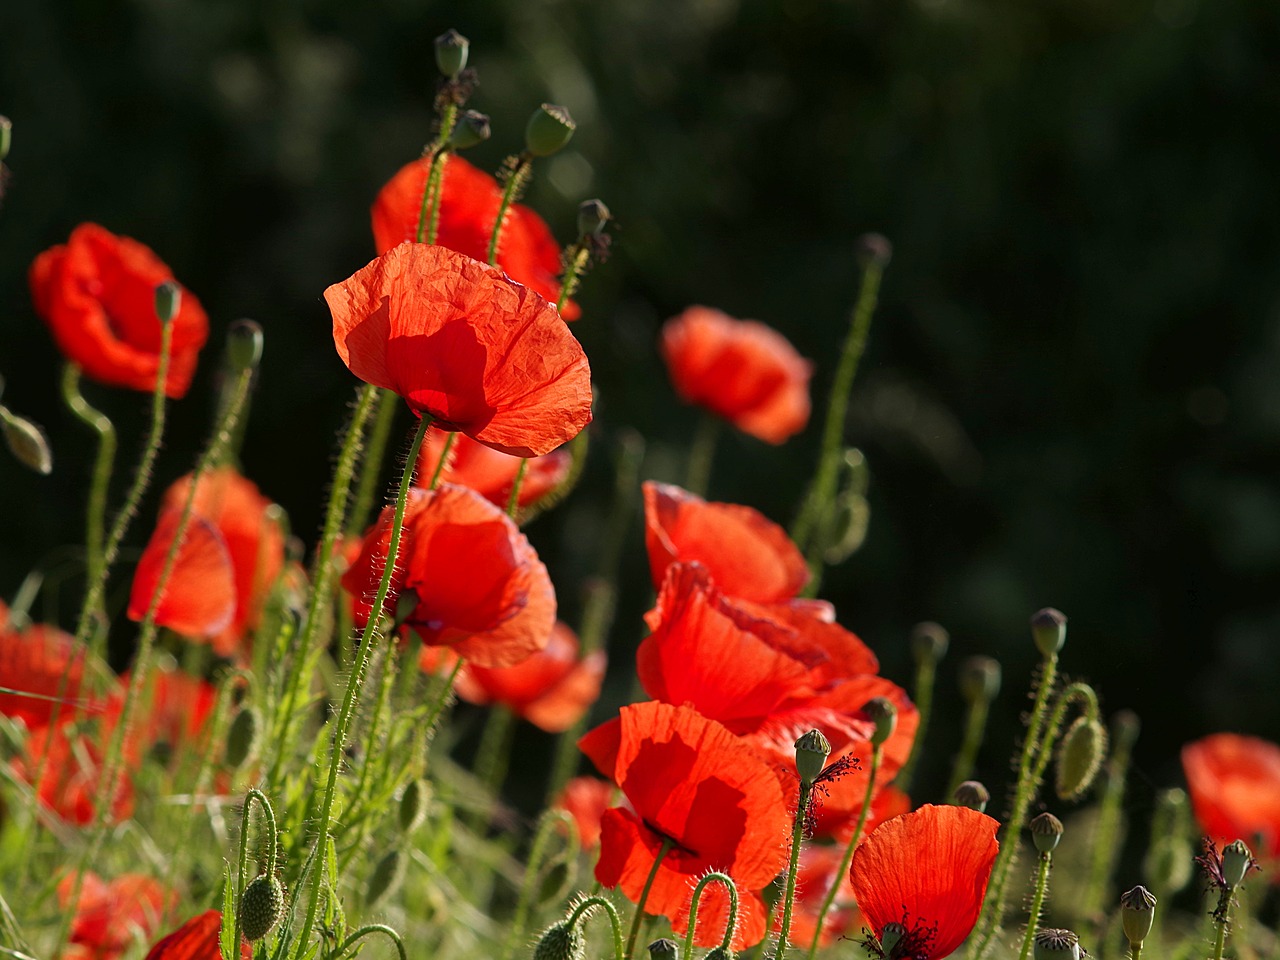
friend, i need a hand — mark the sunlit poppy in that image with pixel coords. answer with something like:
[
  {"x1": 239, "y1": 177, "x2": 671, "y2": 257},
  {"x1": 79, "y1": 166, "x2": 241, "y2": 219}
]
[
  {"x1": 127, "y1": 511, "x2": 236, "y2": 640},
  {"x1": 579, "y1": 701, "x2": 789, "y2": 948},
  {"x1": 326, "y1": 243, "x2": 592, "y2": 458},
  {"x1": 455, "y1": 622, "x2": 605, "y2": 732},
  {"x1": 59, "y1": 871, "x2": 175, "y2": 960},
  {"x1": 553, "y1": 775, "x2": 617, "y2": 849},
  {"x1": 1182, "y1": 733, "x2": 1280, "y2": 860},
  {"x1": 417, "y1": 427, "x2": 571, "y2": 511},
  {"x1": 643, "y1": 483, "x2": 808, "y2": 604},
  {"x1": 850, "y1": 804, "x2": 1000, "y2": 960},
  {"x1": 0, "y1": 604, "x2": 85, "y2": 730},
  {"x1": 371, "y1": 154, "x2": 580, "y2": 319},
  {"x1": 343, "y1": 483, "x2": 556, "y2": 668},
  {"x1": 660, "y1": 306, "x2": 811, "y2": 444},
  {"x1": 142, "y1": 910, "x2": 249, "y2": 960},
  {"x1": 29, "y1": 223, "x2": 209, "y2": 398}
]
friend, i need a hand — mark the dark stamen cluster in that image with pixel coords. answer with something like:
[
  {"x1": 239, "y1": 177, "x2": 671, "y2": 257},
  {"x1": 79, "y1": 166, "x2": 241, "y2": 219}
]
[{"x1": 803, "y1": 754, "x2": 862, "y2": 837}]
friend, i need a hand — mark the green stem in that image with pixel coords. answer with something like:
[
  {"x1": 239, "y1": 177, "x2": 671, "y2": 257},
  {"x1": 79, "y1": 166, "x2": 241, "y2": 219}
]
[
  {"x1": 683, "y1": 873, "x2": 739, "y2": 957},
  {"x1": 506, "y1": 458, "x2": 529, "y2": 517},
  {"x1": 487, "y1": 155, "x2": 532, "y2": 266},
  {"x1": 346, "y1": 389, "x2": 398, "y2": 538},
  {"x1": 896, "y1": 654, "x2": 937, "y2": 793},
  {"x1": 469, "y1": 704, "x2": 516, "y2": 833},
  {"x1": 945, "y1": 695, "x2": 991, "y2": 800},
  {"x1": 59, "y1": 363, "x2": 116, "y2": 589},
  {"x1": 1129, "y1": 942, "x2": 1142, "y2": 960},
  {"x1": 295, "y1": 414, "x2": 431, "y2": 955},
  {"x1": 333, "y1": 925, "x2": 408, "y2": 960},
  {"x1": 684, "y1": 411, "x2": 719, "y2": 497},
  {"x1": 233, "y1": 790, "x2": 280, "y2": 950},
  {"x1": 501, "y1": 810, "x2": 577, "y2": 960},
  {"x1": 415, "y1": 103, "x2": 458, "y2": 244},
  {"x1": 1210, "y1": 889, "x2": 1232, "y2": 960},
  {"x1": 1082, "y1": 715, "x2": 1139, "y2": 924},
  {"x1": 625, "y1": 839, "x2": 674, "y2": 960},
  {"x1": 416, "y1": 657, "x2": 464, "y2": 772},
  {"x1": 805, "y1": 745, "x2": 882, "y2": 960},
  {"x1": 773, "y1": 782, "x2": 812, "y2": 959},
  {"x1": 428, "y1": 431, "x2": 456, "y2": 490},
  {"x1": 556, "y1": 244, "x2": 591, "y2": 314},
  {"x1": 567, "y1": 896, "x2": 626, "y2": 960},
  {"x1": 1016, "y1": 852, "x2": 1053, "y2": 960}
]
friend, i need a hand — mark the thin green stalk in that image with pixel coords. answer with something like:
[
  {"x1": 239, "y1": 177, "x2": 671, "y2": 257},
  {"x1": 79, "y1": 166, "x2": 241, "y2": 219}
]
[
  {"x1": 624, "y1": 839, "x2": 674, "y2": 960},
  {"x1": 773, "y1": 782, "x2": 812, "y2": 959},
  {"x1": 232, "y1": 790, "x2": 280, "y2": 950},
  {"x1": 346, "y1": 389, "x2": 398, "y2": 538},
  {"x1": 556, "y1": 244, "x2": 591, "y2": 313},
  {"x1": 416, "y1": 657, "x2": 464, "y2": 772},
  {"x1": 1129, "y1": 942, "x2": 1142, "y2": 960},
  {"x1": 59, "y1": 363, "x2": 116, "y2": 588},
  {"x1": 1017, "y1": 852, "x2": 1053, "y2": 960},
  {"x1": 344, "y1": 647, "x2": 398, "y2": 836},
  {"x1": 567, "y1": 896, "x2": 626, "y2": 960},
  {"x1": 487, "y1": 156, "x2": 532, "y2": 266},
  {"x1": 468, "y1": 704, "x2": 516, "y2": 833},
  {"x1": 501, "y1": 810, "x2": 577, "y2": 960},
  {"x1": 685, "y1": 411, "x2": 719, "y2": 497},
  {"x1": 415, "y1": 103, "x2": 458, "y2": 244},
  {"x1": 295, "y1": 414, "x2": 431, "y2": 956},
  {"x1": 1083, "y1": 714, "x2": 1140, "y2": 924},
  {"x1": 897, "y1": 655, "x2": 938, "y2": 793},
  {"x1": 333, "y1": 926, "x2": 408, "y2": 960},
  {"x1": 683, "y1": 873, "x2": 739, "y2": 958},
  {"x1": 506, "y1": 458, "x2": 529, "y2": 517},
  {"x1": 427, "y1": 431, "x2": 455, "y2": 490},
  {"x1": 1210, "y1": 889, "x2": 1231, "y2": 960},
  {"x1": 805, "y1": 745, "x2": 882, "y2": 960},
  {"x1": 945, "y1": 695, "x2": 992, "y2": 799}
]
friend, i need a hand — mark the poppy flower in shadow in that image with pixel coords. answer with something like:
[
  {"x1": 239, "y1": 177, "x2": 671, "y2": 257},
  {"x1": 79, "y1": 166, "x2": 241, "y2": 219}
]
[
  {"x1": 417, "y1": 426, "x2": 571, "y2": 511},
  {"x1": 1182, "y1": 733, "x2": 1280, "y2": 862},
  {"x1": 29, "y1": 223, "x2": 209, "y2": 398},
  {"x1": 59, "y1": 871, "x2": 175, "y2": 960},
  {"x1": 342, "y1": 483, "x2": 555, "y2": 668},
  {"x1": 579, "y1": 701, "x2": 789, "y2": 948},
  {"x1": 142, "y1": 911, "x2": 249, "y2": 960},
  {"x1": 127, "y1": 512, "x2": 237, "y2": 640},
  {"x1": 850, "y1": 804, "x2": 1000, "y2": 960},
  {"x1": 553, "y1": 775, "x2": 618, "y2": 850},
  {"x1": 371, "y1": 154, "x2": 580, "y2": 319},
  {"x1": 0, "y1": 603, "x2": 85, "y2": 730},
  {"x1": 660, "y1": 306, "x2": 811, "y2": 444}
]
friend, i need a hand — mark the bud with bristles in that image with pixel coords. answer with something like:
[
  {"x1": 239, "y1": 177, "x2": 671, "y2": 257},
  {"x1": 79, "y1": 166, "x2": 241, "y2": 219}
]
[
  {"x1": 577, "y1": 199, "x2": 611, "y2": 238},
  {"x1": 399, "y1": 778, "x2": 429, "y2": 833},
  {"x1": 365, "y1": 849, "x2": 406, "y2": 907},
  {"x1": 1119, "y1": 886, "x2": 1156, "y2": 946},
  {"x1": 224, "y1": 706, "x2": 260, "y2": 769},
  {"x1": 910, "y1": 622, "x2": 949, "y2": 664},
  {"x1": 238, "y1": 874, "x2": 284, "y2": 942},
  {"x1": 1056, "y1": 714, "x2": 1107, "y2": 800},
  {"x1": 227, "y1": 319, "x2": 263, "y2": 371},
  {"x1": 525, "y1": 104, "x2": 575, "y2": 157},
  {"x1": 1033, "y1": 929, "x2": 1081, "y2": 960},
  {"x1": 0, "y1": 408, "x2": 53, "y2": 475},
  {"x1": 703, "y1": 949, "x2": 734, "y2": 960},
  {"x1": 434, "y1": 29, "x2": 469, "y2": 78},
  {"x1": 1031, "y1": 812, "x2": 1064, "y2": 853},
  {"x1": 154, "y1": 280, "x2": 181, "y2": 324},
  {"x1": 958, "y1": 656, "x2": 1001, "y2": 704},
  {"x1": 795, "y1": 729, "x2": 831, "y2": 786},
  {"x1": 863, "y1": 697, "x2": 897, "y2": 747},
  {"x1": 953, "y1": 780, "x2": 990, "y2": 812},
  {"x1": 449, "y1": 110, "x2": 491, "y2": 150},
  {"x1": 532, "y1": 919, "x2": 585, "y2": 960},
  {"x1": 1031, "y1": 607, "x2": 1067, "y2": 657},
  {"x1": 647, "y1": 939, "x2": 679, "y2": 960}
]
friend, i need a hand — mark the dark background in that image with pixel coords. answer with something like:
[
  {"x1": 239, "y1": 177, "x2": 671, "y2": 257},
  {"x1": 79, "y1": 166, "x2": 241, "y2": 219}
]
[{"x1": 2, "y1": 0, "x2": 1279, "y2": 834}]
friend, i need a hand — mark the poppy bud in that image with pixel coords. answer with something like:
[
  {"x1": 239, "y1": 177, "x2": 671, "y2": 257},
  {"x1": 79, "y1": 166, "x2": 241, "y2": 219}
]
[
  {"x1": 365, "y1": 849, "x2": 406, "y2": 907},
  {"x1": 399, "y1": 778, "x2": 429, "y2": 833},
  {"x1": 1055, "y1": 714, "x2": 1107, "y2": 801},
  {"x1": 1143, "y1": 836, "x2": 1192, "y2": 894},
  {"x1": 794, "y1": 729, "x2": 832, "y2": 786},
  {"x1": 238, "y1": 874, "x2": 284, "y2": 942},
  {"x1": 1030, "y1": 607, "x2": 1067, "y2": 657},
  {"x1": 224, "y1": 706, "x2": 260, "y2": 769},
  {"x1": 154, "y1": 280, "x2": 182, "y2": 325},
  {"x1": 647, "y1": 939, "x2": 679, "y2": 960},
  {"x1": 1222, "y1": 839, "x2": 1254, "y2": 889},
  {"x1": 855, "y1": 233, "x2": 893, "y2": 269},
  {"x1": 0, "y1": 116, "x2": 10, "y2": 162},
  {"x1": 525, "y1": 104, "x2": 576, "y2": 157},
  {"x1": 703, "y1": 949, "x2": 734, "y2": 960},
  {"x1": 532, "y1": 920, "x2": 585, "y2": 960},
  {"x1": 1119, "y1": 885, "x2": 1156, "y2": 946},
  {"x1": 577, "y1": 198, "x2": 611, "y2": 238},
  {"x1": 434, "y1": 29, "x2": 469, "y2": 78},
  {"x1": 864, "y1": 697, "x2": 897, "y2": 747},
  {"x1": 879, "y1": 921, "x2": 906, "y2": 956},
  {"x1": 958, "y1": 656, "x2": 1001, "y2": 704},
  {"x1": 953, "y1": 780, "x2": 990, "y2": 812},
  {"x1": 449, "y1": 110, "x2": 491, "y2": 150},
  {"x1": 1033, "y1": 929, "x2": 1081, "y2": 960},
  {"x1": 910, "y1": 621, "x2": 949, "y2": 665},
  {"x1": 0, "y1": 407, "x2": 53, "y2": 475},
  {"x1": 1031, "y1": 812, "x2": 1064, "y2": 853},
  {"x1": 226, "y1": 319, "x2": 264, "y2": 372}
]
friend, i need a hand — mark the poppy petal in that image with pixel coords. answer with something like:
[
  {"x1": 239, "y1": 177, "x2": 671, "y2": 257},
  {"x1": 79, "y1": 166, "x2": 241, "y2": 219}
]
[{"x1": 128, "y1": 512, "x2": 236, "y2": 637}]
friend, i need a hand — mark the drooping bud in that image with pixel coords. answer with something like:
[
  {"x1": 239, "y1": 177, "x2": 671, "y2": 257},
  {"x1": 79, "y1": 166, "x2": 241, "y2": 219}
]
[
  {"x1": 855, "y1": 233, "x2": 893, "y2": 269},
  {"x1": 238, "y1": 874, "x2": 285, "y2": 942},
  {"x1": 1055, "y1": 714, "x2": 1107, "y2": 801},
  {"x1": 532, "y1": 920, "x2": 585, "y2": 960},
  {"x1": 0, "y1": 408, "x2": 53, "y2": 475},
  {"x1": 953, "y1": 780, "x2": 990, "y2": 813},
  {"x1": 1033, "y1": 929, "x2": 1082, "y2": 960},
  {"x1": 577, "y1": 199, "x2": 611, "y2": 238},
  {"x1": 1119, "y1": 886, "x2": 1156, "y2": 946},
  {"x1": 1031, "y1": 812, "x2": 1064, "y2": 853},
  {"x1": 910, "y1": 621, "x2": 950, "y2": 665},
  {"x1": 647, "y1": 939, "x2": 680, "y2": 960},
  {"x1": 224, "y1": 706, "x2": 260, "y2": 769},
  {"x1": 449, "y1": 110, "x2": 491, "y2": 150},
  {"x1": 958, "y1": 656, "x2": 1001, "y2": 704},
  {"x1": 1030, "y1": 608, "x2": 1067, "y2": 657},
  {"x1": 879, "y1": 921, "x2": 907, "y2": 957},
  {"x1": 795, "y1": 729, "x2": 832, "y2": 786},
  {"x1": 154, "y1": 280, "x2": 181, "y2": 324},
  {"x1": 1222, "y1": 839, "x2": 1254, "y2": 889},
  {"x1": 0, "y1": 116, "x2": 11, "y2": 162},
  {"x1": 863, "y1": 697, "x2": 897, "y2": 747},
  {"x1": 525, "y1": 104, "x2": 575, "y2": 157},
  {"x1": 226, "y1": 319, "x2": 264, "y2": 371},
  {"x1": 365, "y1": 849, "x2": 407, "y2": 907},
  {"x1": 434, "y1": 29, "x2": 469, "y2": 78},
  {"x1": 399, "y1": 778, "x2": 430, "y2": 833}
]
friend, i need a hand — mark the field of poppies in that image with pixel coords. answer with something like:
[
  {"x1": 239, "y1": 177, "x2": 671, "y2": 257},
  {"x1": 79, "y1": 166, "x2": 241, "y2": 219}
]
[{"x1": 2, "y1": 19, "x2": 1280, "y2": 960}]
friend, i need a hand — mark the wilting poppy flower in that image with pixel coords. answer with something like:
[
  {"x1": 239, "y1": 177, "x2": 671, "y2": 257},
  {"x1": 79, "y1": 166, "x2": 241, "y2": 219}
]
[
  {"x1": 553, "y1": 776, "x2": 617, "y2": 849},
  {"x1": 643, "y1": 483, "x2": 808, "y2": 604},
  {"x1": 11, "y1": 718, "x2": 134, "y2": 825},
  {"x1": 660, "y1": 306, "x2": 811, "y2": 444},
  {"x1": 850, "y1": 804, "x2": 1000, "y2": 960},
  {"x1": 343, "y1": 483, "x2": 555, "y2": 668},
  {"x1": 29, "y1": 223, "x2": 209, "y2": 398},
  {"x1": 127, "y1": 511, "x2": 236, "y2": 640},
  {"x1": 326, "y1": 243, "x2": 592, "y2": 458},
  {"x1": 0, "y1": 604, "x2": 85, "y2": 730},
  {"x1": 1182, "y1": 734, "x2": 1280, "y2": 860},
  {"x1": 371, "y1": 154, "x2": 580, "y2": 320},
  {"x1": 142, "y1": 910, "x2": 249, "y2": 960},
  {"x1": 455, "y1": 622, "x2": 605, "y2": 732},
  {"x1": 417, "y1": 427, "x2": 572, "y2": 511},
  {"x1": 59, "y1": 872, "x2": 175, "y2": 960},
  {"x1": 580, "y1": 701, "x2": 789, "y2": 948}
]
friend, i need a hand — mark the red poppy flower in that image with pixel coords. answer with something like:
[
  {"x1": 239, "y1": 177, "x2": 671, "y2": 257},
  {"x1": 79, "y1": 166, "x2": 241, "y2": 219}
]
[
  {"x1": 59, "y1": 872, "x2": 175, "y2": 960},
  {"x1": 142, "y1": 911, "x2": 249, "y2": 960},
  {"x1": 327, "y1": 243, "x2": 592, "y2": 457},
  {"x1": 1182, "y1": 734, "x2": 1280, "y2": 860},
  {"x1": 772, "y1": 844, "x2": 866, "y2": 948},
  {"x1": 343, "y1": 483, "x2": 556, "y2": 668},
  {"x1": 29, "y1": 223, "x2": 209, "y2": 398},
  {"x1": 370, "y1": 154, "x2": 580, "y2": 320},
  {"x1": 417, "y1": 427, "x2": 572, "y2": 511},
  {"x1": 104, "y1": 667, "x2": 219, "y2": 767},
  {"x1": 660, "y1": 306, "x2": 811, "y2": 444},
  {"x1": 455, "y1": 622, "x2": 605, "y2": 732},
  {"x1": 553, "y1": 776, "x2": 617, "y2": 849},
  {"x1": 579, "y1": 701, "x2": 789, "y2": 948},
  {"x1": 643, "y1": 483, "x2": 809, "y2": 604},
  {"x1": 850, "y1": 805, "x2": 1000, "y2": 960},
  {"x1": 127, "y1": 511, "x2": 237, "y2": 640},
  {"x1": 0, "y1": 605, "x2": 85, "y2": 730},
  {"x1": 11, "y1": 719, "x2": 134, "y2": 825}
]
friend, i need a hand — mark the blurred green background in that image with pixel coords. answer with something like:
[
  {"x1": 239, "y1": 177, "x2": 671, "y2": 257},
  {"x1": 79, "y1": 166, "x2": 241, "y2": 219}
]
[{"x1": 2, "y1": 0, "x2": 1279, "y2": 827}]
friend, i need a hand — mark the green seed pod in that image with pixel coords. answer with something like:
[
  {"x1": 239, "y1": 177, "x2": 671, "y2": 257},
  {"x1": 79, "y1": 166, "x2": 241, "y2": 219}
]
[
  {"x1": 1143, "y1": 836, "x2": 1192, "y2": 894},
  {"x1": 0, "y1": 116, "x2": 11, "y2": 163},
  {"x1": 910, "y1": 622, "x2": 949, "y2": 665},
  {"x1": 1030, "y1": 812, "x2": 1064, "y2": 853},
  {"x1": 855, "y1": 233, "x2": 893, "y2": 269},
  {"x1": 958, "y1": 656, "x2": 1001, "y2": 704},
  {"x1": 226, "y1": 319, "x2": 264, "y2": 372},
  {"x1": 794, "y1": 729, "x2": 831, "y2": 786},
  {"x1": 365, "y1": 849, "x2": 407, "y2": 907},
  {"x1": 224, "y1": 706, "x2": 260, "y2": 769},
  {"x1": 449, "y1": 110, "x2": 491, "y2": 150},
  {"x1": 647, "y1": 940, "x2": 679, "y2": 960},
  {"x1": 1033, "y1": 929, "x2": 1081, "y2": 960},
  {"x1": 525, "y1": 104, "x2": 576, "y2": 157},
  {"x1": 399, "y1": 778, "x2": 430, "y2": 834},
  {"x1": 0, "y1": 408, "x2": 52, "y2": 475},
  {"x1": 1222, "y1": 839, "x2": 1254, "y2": 889},
  {"x1": 1119, "y1": 885, "x2": 1156, "y2": 946},
  {"x1": 532, "y1": 920, "x2": 585, "y2": 960},
  {"x1": 703, "y1": 949, "x2": 734, "y2": 960},
  {"x1": 1030, "y1": 608, "x2": 1067, "y2": 657},
  {"x1": 154, "y1": 280, "x2": 182, "y2": 324},
  {"x1": 1055, "y1": 714, "x2": 1108, "y2": 800},
  {"x1": 953, "y1": 780, "x2": 990, "y2": 813},
  {"x1": 434, "y1": 29, "x2": 469, "y2": 78},
  {"x1": 238, "y1": 874, "x2": 284, "y2": 942},
  {"x1": 863, "y1": 697, "x2": 897, "y2": 747},
  {"x1": 879, "y1": 922, "x2": 907, "y2": 957}
]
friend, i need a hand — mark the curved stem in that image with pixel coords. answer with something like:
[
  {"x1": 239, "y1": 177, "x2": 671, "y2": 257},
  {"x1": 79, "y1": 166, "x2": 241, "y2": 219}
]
[
  {"x1": 568, "y1": 896, "x2": 626, "y2": 960},
  {"x1": 773, "y1": 783, "x2": 812, "y2": 959},
  {"x1": 59, "y1": 363, "x2": 116, "y2": 589},
  {"x1": 684, "y1": 873, "x2": 739, "y2": 958},
  {"x1": 334, "y1": 925, "x2": 408, "y2": 960},
  {"x1": 1016, "y1": 853, "x2": 1053, "y2": 960},
  {"x1": 625, "y1": 839, "x2": 674, "y2": 960},
  {"x1": 487, "y1": 155, "x2": 531, "y2": 266},
  {"x1": 233, "y1": 789, "x2": 280, "y2": 950}
]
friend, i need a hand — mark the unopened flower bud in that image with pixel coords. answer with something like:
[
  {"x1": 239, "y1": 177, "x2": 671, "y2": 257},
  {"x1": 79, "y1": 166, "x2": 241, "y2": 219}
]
[
  {"x1": 1031, "y1": 812, "x2": 1064, "y2": 853},
  {"x1": 910, "y1": 622, "x2": 949, "y2": 664},
  {"x1": 227, "y1": 319, "x2": 264, "y2": 371},
  {"x1": 449, "y1": 110, "x2": 491, "y2": 150},
  {"x1": 533, "y1": 920, "x2": 585, "y2": 960},
  {"x1": 1031, "y1": 608, "x2": 1067, "y2": 657},
  {"x1": 154, "y1": 280, "x2": 181, "y2": 324},
  {"x1": 365, "y1": 849, "x2": 406, "y2": 907},
  {"x1": 525, "y1": 103, "x2": 575, "y2": 157},
  {"x1": 1033, "y1": 929, "x2": 1081, "y2": 960},
  {"x1": 434, "y1": 29, "x2": 469, "y2": 78},
  {"x1": 239, "y1": 874, "x2": 285, "y2": 942},
  {"x1": 399, "y1": 778, "x2": 430, "y2": 833},
  {"x1": 647, "y1": 939, "x2": 679, "y2": 960},
  {"x1": 959, "y1": 656, "x2": 1001, "y2": 704},
  {"x1": 879, "y1": 922, "x2": 906, "y2": 957},
  {"x1": 855, "y1": 233, "x2": 893, "y2": 269},
  {"x1": 863, "y1": 697, "x2": 897, "y2": 747},
  {"x1": 0, "y1": 116, "x2": 11, "y2": 162},
  {"x1": 1144, "y1": 836, "x2": 1192, "y2": 894},
  {"x1": 703, "y1": 949, "x2": 734, "y2": 960},
  {"x1": 1, "y1": 408, "x2": 52, "y2": 475},
  {"x1": 577, "y1": 198, "x2": 611, "y2": 238},
  {"x1": 795, "y1": 729, "x2": 832, "y2": 786},
  {"x1": 953, "y1": 780, "x2": 990, "y2": 812},
  {"x1": 1056, "y1": 714, "x2": 1107, "y2": 801},
  {"x1": 224, "y1": 706, "x2": 260, "y2": 769},
  {"x1": 1119, "y1": 886, "x2": 1156, "y2": 946},
  {"x1": 1222, "y1": 839, "x2": 1254, "y2": 889}
]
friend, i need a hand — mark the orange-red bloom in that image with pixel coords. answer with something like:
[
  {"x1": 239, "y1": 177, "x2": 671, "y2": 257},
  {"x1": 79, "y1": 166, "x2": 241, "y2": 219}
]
[
  {"x1": 11, "y1": 718, "x2": 134, "y2": 825},
  {"x1": 580, "y1": 701, "x2": 789, "y2": 949},
  {"x1": 1182, "y1": 733, "x2": 1280, "y2": 860},
  {"x1": 343, "y1": 483, "x2": 556, "y2": 668},
  {"x1": 850, "y1": 805, "x2": 1000, "y2": 960},
  {"x1": 660, "y1": 306, "x2": 811, "y2": 444},
  {"x1": 29, "y1": 223, "x2": 209, "y2": 398},
  {"x1": 143, "y1": 911, "x2": 248, "y2": 960},
  {"x1": 59, "y1": 872, "x2": 175, "y2": 960},
  {"x1": 371, "y1": 154, "x2": 580, "y2": 319},
  {"x1": 643, "y1": 483, "x2": 809, "y2": 604},
  {"x1": 128, "y1": 513, "x2": 237, "y2": 640},
  {"x1": 417, "y1": 427, "x2": 571, "y2": 511},
  {"x1": 553, "y1": 775, "x2": 617, "y2": 849},
  {"x1": 454, "y1": 622, "x2": 605, "y2": 732},
  {"x1": 327, "y1": 243, "x2": 592, "y2": 458},
  {"x1": 0, "y1": 604, "x2": 85, "y2": 730}
]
